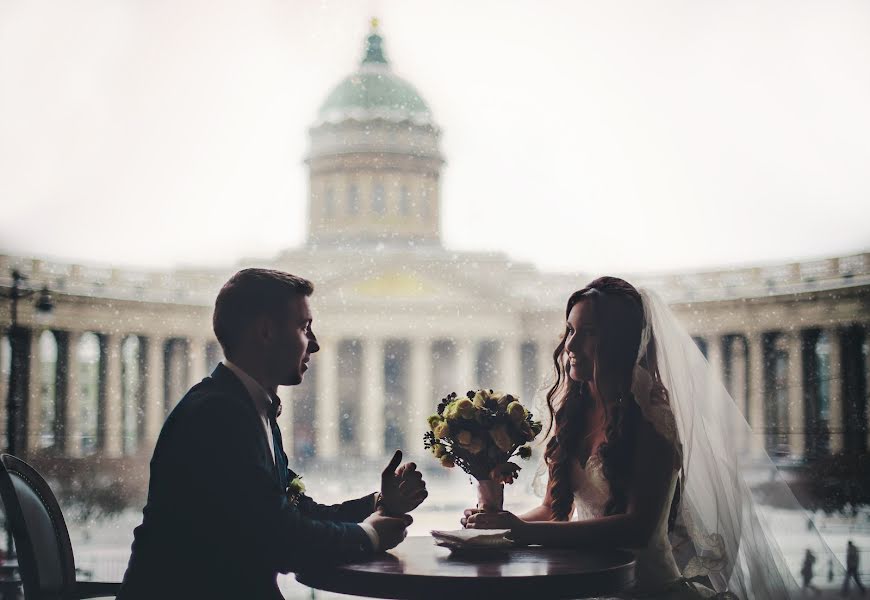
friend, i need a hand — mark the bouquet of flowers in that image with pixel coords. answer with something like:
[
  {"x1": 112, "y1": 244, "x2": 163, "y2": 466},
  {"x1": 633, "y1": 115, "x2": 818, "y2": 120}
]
[{"x1": 424, "y1": 389, "x2": 543, "y2": 508}]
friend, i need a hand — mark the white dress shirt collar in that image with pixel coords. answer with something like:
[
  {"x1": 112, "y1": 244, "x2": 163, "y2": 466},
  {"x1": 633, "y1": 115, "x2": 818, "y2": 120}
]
[{"x1": 223, "y1": 360, "x2": 276, "y2": 463}]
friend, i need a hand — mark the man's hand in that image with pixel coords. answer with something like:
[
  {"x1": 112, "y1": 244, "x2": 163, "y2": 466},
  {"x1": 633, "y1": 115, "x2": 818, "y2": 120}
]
[
  {"x1": 380, "y1": 450, "x2": 428, "y2": 516},
  {"x1": 363, "y1": 512, "x2": 413, "y2": 552}
]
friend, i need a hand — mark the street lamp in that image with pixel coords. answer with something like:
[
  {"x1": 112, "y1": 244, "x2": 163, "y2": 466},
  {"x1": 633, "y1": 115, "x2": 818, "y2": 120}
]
[
  {"x1": 2, "y1": 269, "x2": 53, "y2": 558},
  {"x1": 3, "y1": 270, "x2": 54, "y2": 457}
]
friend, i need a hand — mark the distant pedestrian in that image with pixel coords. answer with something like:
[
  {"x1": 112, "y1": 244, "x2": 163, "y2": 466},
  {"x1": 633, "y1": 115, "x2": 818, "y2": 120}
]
[
  {"x1": 802, "y1": 549, "x2": 820, "y2": 595},
  {"x1": 842, "y1": 540, "x2": 866, "y2": 596}
]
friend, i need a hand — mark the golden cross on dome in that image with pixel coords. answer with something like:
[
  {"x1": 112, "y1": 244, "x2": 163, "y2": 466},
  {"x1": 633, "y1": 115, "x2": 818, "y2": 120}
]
[{"x1": 370, "y1": 17, "x2": 379, "y2": 31}]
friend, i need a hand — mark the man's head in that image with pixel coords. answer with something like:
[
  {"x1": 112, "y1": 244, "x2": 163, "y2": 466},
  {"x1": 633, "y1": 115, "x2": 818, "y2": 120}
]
[{"x1": 213, "y1": 268, "x2": 319, "y2": 388}]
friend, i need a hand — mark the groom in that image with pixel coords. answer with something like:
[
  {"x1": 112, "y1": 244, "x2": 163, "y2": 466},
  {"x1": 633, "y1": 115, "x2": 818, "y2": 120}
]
[{"x1": 119, "y1": 268, "x2": 427, "y2": 599}]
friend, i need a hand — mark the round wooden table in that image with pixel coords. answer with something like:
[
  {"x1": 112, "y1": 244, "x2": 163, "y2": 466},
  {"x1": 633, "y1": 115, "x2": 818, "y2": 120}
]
[{"x1": 296, "y1": 536, "x2": 636, "y2": 599}]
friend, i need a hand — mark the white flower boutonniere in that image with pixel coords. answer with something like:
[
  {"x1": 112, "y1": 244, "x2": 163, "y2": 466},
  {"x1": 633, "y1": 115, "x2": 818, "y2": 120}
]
[{"x1": 287, "y1": 476, "x2": 305, "y2": 506}]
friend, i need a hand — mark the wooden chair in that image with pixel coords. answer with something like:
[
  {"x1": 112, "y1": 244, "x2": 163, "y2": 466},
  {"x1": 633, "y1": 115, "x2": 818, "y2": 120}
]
[{"x1": 0, "y1": 454, "x2": 122, "y2": 599}]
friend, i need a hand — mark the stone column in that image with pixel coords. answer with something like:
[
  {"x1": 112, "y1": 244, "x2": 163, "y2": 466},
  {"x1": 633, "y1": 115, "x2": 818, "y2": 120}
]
[
  {"x1": 747, "y1": 332, "x2": 765, "y2": 453},
  {"x1": 454, "y1": 338, "x2": 476, "y2": 392},
  {"x1": 143, "y1": 335, "x2": 166, "y2": 449},
  {"x1": 103, "y1": 333, "x2": 123, "y2": 458},
  {"x1": 61, "y1": 331, "x2": 83, "y2": 458},
  {"x1": 314, "y1": 337, "x2": 339, "y2": 459},
  {"x1": 499, "y1": 338, "x2": 522, "y2": 399},
  {"x1": 706, "y1": 334, "x2": 723, "y2": 406},
  {"x1": 827, "y1": 327, "x2": 844, "y2": 454},
  {"x1": 276, "y1": 385, "x2": 293, "y2": 460},
  {"x1": 25, "y1": 329, "x2": 43, "y2": 454},
  {"x1": 361, "y1": 338, "x2": 385, "y2": 459},
  {"x1": 706, "y1": 335, "x2": 724, "y2": 385},
  {"x1": 537, "y1": 338, "x2": 555, "y2": 395},
  {"x1": 187, "y1": 337, "x2": 207, "y2": 388},
  {"x1": 865, "y1": 326, "x2": 870, "y2": 450},
  {"x1": 409, "y1": 338, "x2": 432, "y2": 458},
  {"x1": 728, "y1": 336, "x2": 748, "y2": 416},
  {"x1": 165, "y1": 340, "x2": 186, "y2": 409},
  {"x1": 57, "y1": 331, "x2": 82, "y2": 458},
  {"x1": 787, "y1": 331, "x2": 805, "y2": 459},
  {"x1": 0, "y1": 331, "x2": 8, "y2": 443}
]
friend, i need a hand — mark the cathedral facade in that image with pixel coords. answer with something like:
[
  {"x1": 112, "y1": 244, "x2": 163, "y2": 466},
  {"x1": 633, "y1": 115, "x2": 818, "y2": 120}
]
[{"x1": 1, "y1": 25, "x2": 868, "y2": 494}]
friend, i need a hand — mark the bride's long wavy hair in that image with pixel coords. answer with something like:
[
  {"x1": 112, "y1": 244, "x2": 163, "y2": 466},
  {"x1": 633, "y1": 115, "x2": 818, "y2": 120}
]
[{"x1": 544, "y1": 276, "x2": 680, "y2": 528}]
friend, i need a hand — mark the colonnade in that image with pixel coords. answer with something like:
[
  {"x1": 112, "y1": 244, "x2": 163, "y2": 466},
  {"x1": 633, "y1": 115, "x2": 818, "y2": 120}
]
[
  {"x1": 2, "y1": 323, "x2": 867, "y2": 463},
  {"x1": 696, "y1": 325, "x2": 869, "y2": 459},
  {"x1": 0, "y1": 328, "x2": 217, "y2": 458}
]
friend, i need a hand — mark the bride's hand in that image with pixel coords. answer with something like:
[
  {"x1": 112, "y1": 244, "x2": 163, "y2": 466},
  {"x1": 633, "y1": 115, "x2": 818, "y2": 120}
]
[
  {"x1": 464, "y1": 510, "x2": 523, "y2": 530},
  {"x1": 460, "y1": 508, "x2": 481, "y2": 528}
]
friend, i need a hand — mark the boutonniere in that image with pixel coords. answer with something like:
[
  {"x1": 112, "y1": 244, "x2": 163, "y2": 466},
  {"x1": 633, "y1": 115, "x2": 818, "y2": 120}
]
[{"x1": 287, "y1": 476, "x2": 306, "y2": 506}]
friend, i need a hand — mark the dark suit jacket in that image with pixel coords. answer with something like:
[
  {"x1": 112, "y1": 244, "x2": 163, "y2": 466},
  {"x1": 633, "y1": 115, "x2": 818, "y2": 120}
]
[{"x1": 118, "y1": 363, "x2": 375, "y2": 600}]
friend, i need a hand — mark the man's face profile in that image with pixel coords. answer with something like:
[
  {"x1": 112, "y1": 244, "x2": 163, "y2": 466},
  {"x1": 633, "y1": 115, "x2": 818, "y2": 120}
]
[{"x1": 264, "y1": 295, "x2": 319, "y2": 387}]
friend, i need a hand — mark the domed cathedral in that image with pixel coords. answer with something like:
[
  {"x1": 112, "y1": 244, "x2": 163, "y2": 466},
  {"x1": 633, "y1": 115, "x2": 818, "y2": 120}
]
[
  {"x1": 0, "y1": 19, "x2": 866, "y2": 479},
  {"x1": 306, "y1": 19, "x2": 444, "y2": 247}
]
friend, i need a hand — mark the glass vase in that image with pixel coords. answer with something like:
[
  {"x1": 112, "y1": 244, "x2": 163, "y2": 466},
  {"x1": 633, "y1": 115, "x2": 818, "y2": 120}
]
[{"x1": 476, "y1": 478, "x2": 504, "y2": 512}]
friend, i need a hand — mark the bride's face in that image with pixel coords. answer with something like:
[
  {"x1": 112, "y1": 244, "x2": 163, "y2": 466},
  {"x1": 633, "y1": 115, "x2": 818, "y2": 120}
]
[{"x1": 564, "y1": 300, "x2": 598, "y2": 383}]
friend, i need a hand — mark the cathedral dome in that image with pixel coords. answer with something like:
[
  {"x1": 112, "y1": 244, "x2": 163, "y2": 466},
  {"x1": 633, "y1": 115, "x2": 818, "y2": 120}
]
[{"x1": 316, "y1": 23, "x2": 433, "y2": 126}]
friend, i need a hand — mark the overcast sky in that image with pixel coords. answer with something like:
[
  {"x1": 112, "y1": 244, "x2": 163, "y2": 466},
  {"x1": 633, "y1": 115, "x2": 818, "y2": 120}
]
[{"x1": 1, "y1": 0, "x2": 868, "y2": 274}]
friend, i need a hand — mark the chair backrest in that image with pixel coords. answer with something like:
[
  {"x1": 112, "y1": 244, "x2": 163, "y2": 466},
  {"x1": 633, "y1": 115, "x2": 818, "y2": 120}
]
[{"x1": 0, "y1": 454, "x2": 77, "y2": 599}]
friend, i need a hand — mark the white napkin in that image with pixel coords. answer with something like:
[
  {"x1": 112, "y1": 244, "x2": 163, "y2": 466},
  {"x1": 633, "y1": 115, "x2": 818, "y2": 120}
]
[{"x1": 430, "y1": 529, "x2": 512, "y2": 548}]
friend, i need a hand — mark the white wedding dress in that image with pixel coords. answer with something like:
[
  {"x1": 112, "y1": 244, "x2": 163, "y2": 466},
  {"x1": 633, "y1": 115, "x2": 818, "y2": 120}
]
[
  {"x1": 569, "y1": 366, "x2": 723, "y2": 599},
  {"x1": 569, "y1": 388, "x2": 716, "y2": 599}
]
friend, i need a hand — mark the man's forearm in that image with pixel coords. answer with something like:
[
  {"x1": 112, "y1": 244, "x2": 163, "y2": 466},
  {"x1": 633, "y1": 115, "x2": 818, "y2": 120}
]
[{"x1": 297, "y1": 491, "x2": 379, "y2": 523}]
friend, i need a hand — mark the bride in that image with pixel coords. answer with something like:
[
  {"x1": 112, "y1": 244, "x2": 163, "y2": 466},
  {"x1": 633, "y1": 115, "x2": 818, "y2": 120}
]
[{"x1": 463, "y1": 276, "x2": 824, "y2": 599}]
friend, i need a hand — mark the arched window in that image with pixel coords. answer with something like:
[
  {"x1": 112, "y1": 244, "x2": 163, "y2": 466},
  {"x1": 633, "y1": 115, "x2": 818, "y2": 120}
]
[
  {"x1": 372, "y1": 182, "x2": 386, "y2": 215},
  {"x1": 77, "y1": 332, "x2": 100, "y2": 455},
  {"x1": 347, "y1": 184, "x2": 359, "y2": 215},
  {"x1": 38, "y1": 330, "x2": 58, "y2": 449}
]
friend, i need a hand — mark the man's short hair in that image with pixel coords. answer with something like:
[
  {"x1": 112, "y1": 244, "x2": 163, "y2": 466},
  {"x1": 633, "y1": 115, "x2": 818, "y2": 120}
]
[{"x1": 213, "y1": 268, "x2": 313, "y2": 359}]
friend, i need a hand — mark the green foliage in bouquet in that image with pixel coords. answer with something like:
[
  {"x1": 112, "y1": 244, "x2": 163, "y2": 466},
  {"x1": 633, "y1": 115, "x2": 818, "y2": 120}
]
[{"x1": 423, "y1": 389, "x2": 543, "y2": 483}]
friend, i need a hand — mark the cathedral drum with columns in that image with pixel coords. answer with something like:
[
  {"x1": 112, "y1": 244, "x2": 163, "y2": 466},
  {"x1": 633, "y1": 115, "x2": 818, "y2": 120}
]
[{"x1": 0, "y1": 22, "x2": 868, "y2": 504}]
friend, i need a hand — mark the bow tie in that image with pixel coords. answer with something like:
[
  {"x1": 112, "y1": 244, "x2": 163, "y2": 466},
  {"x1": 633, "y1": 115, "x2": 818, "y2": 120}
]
[{"x1": 268, "y1": 394, "x2": 282, "y2": 421}]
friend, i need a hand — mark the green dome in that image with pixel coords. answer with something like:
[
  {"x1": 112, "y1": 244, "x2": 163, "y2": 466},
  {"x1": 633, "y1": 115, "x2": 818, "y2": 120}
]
[{"x1": 317, "y1": 28, "x2": 433, "y2": 125}]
